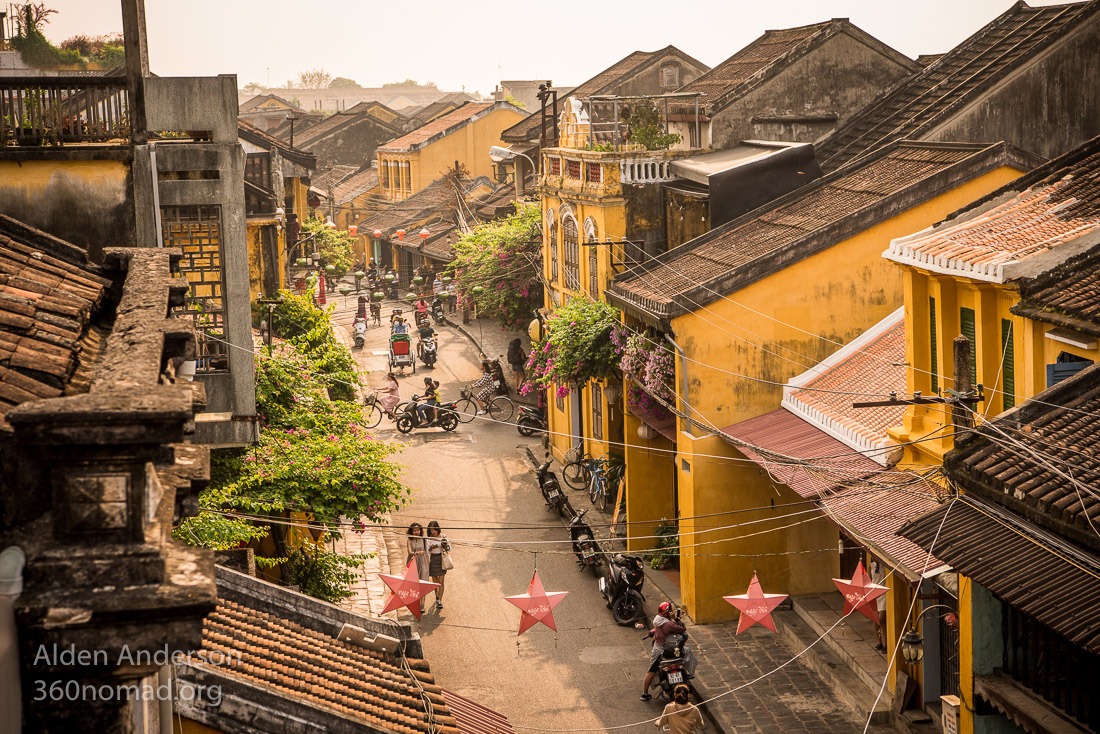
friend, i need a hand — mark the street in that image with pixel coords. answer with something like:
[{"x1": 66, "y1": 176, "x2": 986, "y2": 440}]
[{"x1": 340, "y1": 299, "x2": 672, "y2": 732}]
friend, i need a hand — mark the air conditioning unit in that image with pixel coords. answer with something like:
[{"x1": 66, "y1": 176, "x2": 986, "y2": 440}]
[
  {"x1": 941, "y1": 695, "x2": 960, "y2": 734},
  {"x1": 338, "y1": 623, "x2": 401, "y2": 655}
]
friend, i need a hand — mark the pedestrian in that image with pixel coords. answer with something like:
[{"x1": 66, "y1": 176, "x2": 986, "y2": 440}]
[
  {"x1": 406, "y1": 522, "x2": 429, "y2": 612},
  {"x1": 507, "y1": 338, "x2": 527, "y2": 387},
  {"x1": 425, "y1": 520, "x2": 451, "y2": 610},
  {"x1": 655, "y1": 684, "x2": 705, "y2": 733},
  {"x1": 641, "y1": 601, "x2": 686, "y2": 701},
  {"x1": 446, "y1": 281, "x2": 457, "y2": 313},
  {"x1": 432, "y1": 275, "x2": 443, "y2": 295},
  {"x1": 871, "y1": 559, "x2": 888, "y2": 652}
]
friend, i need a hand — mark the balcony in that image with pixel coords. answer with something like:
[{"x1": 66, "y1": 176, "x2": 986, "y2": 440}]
[{"x1": 0, "y1": 75, "x2": 130, "y2": 146}]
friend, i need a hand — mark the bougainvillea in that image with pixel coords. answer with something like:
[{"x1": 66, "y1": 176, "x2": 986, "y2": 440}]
[
  {"x1": 446, "y1": 203, "x2": 541, "y2": 329},
  {"x1": 523, "y1": 299, "x2": 620, "y2": 396},
  {"x1": 611, "y1": 324, "x2": 675, "y2": 417}
]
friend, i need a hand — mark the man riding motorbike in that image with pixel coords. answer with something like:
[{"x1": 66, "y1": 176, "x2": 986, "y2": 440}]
[{"x1": 641, "y1": 602, "x2": 687, "y2": 701}]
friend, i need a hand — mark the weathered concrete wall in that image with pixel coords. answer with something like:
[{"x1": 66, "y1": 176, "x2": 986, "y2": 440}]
[
  {"x1": 0, "y1": 156, "x2": 133, "y2": 260},
  {"x1": 616, "y1": 53, "x2": 708, "y2": 97},
  {"x1": 928, "y1": 15, "x2": 1100, "y2": 162},
  {"x1": 624, "y1": 183, "x2": 669, "y2": 257},
  {"x1": 146, "y1": 76, "x2": 239, "y2": 143},
  {"x1": 710, "y1": 31, "x2": 917, "y2": 150}
]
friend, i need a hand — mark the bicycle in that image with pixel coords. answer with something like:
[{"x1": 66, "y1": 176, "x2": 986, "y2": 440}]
[
  {"x1": 362, "y1": 392, "x2": 387, "y2": 428},
  {"x1": 454, "y1": 385, "x2": 515, "y2": 423},
  {"x1": 563, "y1": 443, "x2": 595, "y2": 490},
  {"x1": 589, "y1": 458, "x2": 624, "y2": 512}
]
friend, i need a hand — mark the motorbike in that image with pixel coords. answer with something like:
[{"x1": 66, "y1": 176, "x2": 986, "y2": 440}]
[
  {"x1": 418, "y1": 335, "x2": 438, "y2": 368},
  {"x1": 431, "y1": 297, "x2": 447, "y2": 325},
  {"x1": 600, "y1": 553, "x2": 646, "y2": 625},
  {"x1": 352, "y1": 316, "x2": 367, "y2": 349},
  {"x1": 415, "y1": 310, "x2": 430, "y2": 330},
  {"x1": 516, "y1": 405, "x2": 547, "y2": 437},
  {"x1": 535, "y1": 452, "x2": 569, "y2": 517},
  {"x1": 568, "y1": 507, "x2": 602, "y2": 577},
  {"x1": 395, "y1": 394, "x2": 460, "y2": 434},
  {"x1": 643, "y1": 606, "x2": 697, "y2": 699}
]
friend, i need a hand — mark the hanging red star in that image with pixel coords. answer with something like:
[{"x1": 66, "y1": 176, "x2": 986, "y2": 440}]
[
  {"x1": 380, "y1": 559, "x2": 440, "y2": 620},
  {"x1": 832, "y1": 560, "x2": 887, "y2": 624},
  {"x1": 504, "y1": 570, "x2": 568, "y2": 635},
  {"x1": 724, "y1": 572, "x2": 788, "y2": 633}
]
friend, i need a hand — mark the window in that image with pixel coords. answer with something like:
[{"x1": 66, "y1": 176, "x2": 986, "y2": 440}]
[
  {"x1": 585, "y1": 162, "x2": 602, "y2": 184},
  {"x1": 585, "y1": 218, "x2": 599, "y2": 298},
  {"x1": 929, "y1": 297, "x2": 939, "y2": 394},
  {"x1": 1001, "y1": 319, "x2": 1015, "y2": 410},
  {"x1": 566, "y1": 159, "x2": 581, "y2": 179},
  {"x1": 1047, "y1": 352, "x2": 1093, "y2": 387},
  {"x1": 163, "y1": 205, "x2": 226, "y2": 373},
  {"x1": 591, "y1": 383, "x2": 603, "y2": 440},
  {"x1": 661, "y1": 63, "x2": 681, "y2": 89},
  {"x1": 562, "y1": 217, "x2": 580, "y2": 290},
  {"x1": 548, "y1": 218, "x2": 558, "y2": 282},
  {"x1": 960, "y1": 307, "x2": 977, "y2": 383},
  {"x1": 549, "y1": 158, "x2": 561, "y2": 176},
  {"x1": 245, "y1": 153, "x2": 271, "y2": 188}
]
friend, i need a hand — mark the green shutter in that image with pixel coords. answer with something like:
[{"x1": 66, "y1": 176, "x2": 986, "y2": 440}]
[
  {"x1": 1001, "y1": 319, "x2": 1015, "y2": 410},
  {"x1": 960, "y1": 307, "x2": 977, "y2": 383},
  {"x1": 930, "y1": 297, "x2": 939, "y2": 394}
]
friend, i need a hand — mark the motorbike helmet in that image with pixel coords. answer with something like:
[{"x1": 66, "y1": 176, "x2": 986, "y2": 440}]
[{"x1": 658, "y1": 601, "x2": 674, "y2": 616}]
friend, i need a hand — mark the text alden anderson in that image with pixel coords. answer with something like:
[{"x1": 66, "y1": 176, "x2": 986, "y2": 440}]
[{"x1": 34, "y1": 643, "x2": 240, "y2": 667}]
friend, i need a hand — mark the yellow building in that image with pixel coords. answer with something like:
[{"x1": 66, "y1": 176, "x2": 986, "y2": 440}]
[
  {"x1": 375, "y1": 101, "x2": 526, "y2": 201},
  {"x1": 606, "y1": 141, "x2": 1036, "y2": 622},
  {"x1": 882, "y1": 139, "x2": 1100, "y2": 733}
]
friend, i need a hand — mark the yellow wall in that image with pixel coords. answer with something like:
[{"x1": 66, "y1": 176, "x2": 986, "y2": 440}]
[
  {"x1": 675, "y1": 432, "x2": 838, "y2": 622},
  {"x1": 623, "y1": 412, "x2": 677, "y2": 552},
  {"x1": 892, "y1": 269, "x2": 1100, "y2": 468},
  {"x1": 377, "y1": 106, "x2": 525, "y2": 200}
]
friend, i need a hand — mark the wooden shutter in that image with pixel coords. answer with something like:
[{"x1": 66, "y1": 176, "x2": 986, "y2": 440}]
[
  {"x1": 1001, "y1": 319, "x2": 1015, "y2": 410},
  {"x1": 960, "y1": 307, "x2": 977, "y2": 383},
  {"x1": 930, "y1": 297, "x2": 939, "y2": 394}
]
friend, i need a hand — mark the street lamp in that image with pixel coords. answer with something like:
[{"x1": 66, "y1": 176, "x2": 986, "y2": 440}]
[
  {"x1": 489, "y1": 145, "x2": 538, "y2": 198},
  {"x1": 900, "y1": 604, "x2": 959, "y2": 665}
]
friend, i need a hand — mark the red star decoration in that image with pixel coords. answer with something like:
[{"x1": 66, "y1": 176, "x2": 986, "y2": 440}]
[
  {"x1": 724, "y1": 573, "x2": 789, "y2": 633},
  {"x1": 833, "y1": 560, "x2": 888, "y2": 624},
  {"x1": 380, "y1": 559, "x2": 440, "y2": 620},
  {"x1": 504, "y1": 570, "x2": 568, "y2": 635}
]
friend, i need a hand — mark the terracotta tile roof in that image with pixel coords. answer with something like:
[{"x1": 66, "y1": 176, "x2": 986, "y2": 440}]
[
  {"x1": 943, "y1": 361, "x2": 1100, "y2": 552},
  {"x1": 722, "y1": 407, "x2": 945, "y2": 577},
  {"x1": 332, "y1": 167, "x2": 380, "y2": 205},
  {"x1": 783, "y1": 309, "x2": 907, "y2": 462},
  {"x1": 238, "y1": 120, "x2": 317, "y2": 170},
  {"x1": 883, "y1": 135, "x2": 1100, "y2": 282},
  {"x1": 199, "y1": 593, "x2": 462, "y2": 733},
  {"x1": 1012, "y1": 245, "x2": 1100, "y2": 337},
  {"x1": 312, "y1": 165, "x2": 359, "y2": 196},
  {"x1": 379, "y1": 102, "x2": 502, "y2": 152},
  {"x1": 668, "y1": 20, "x2": 831, "y2": 110},
  {"x1": 295, "y1": 108, "x2": 402, "y2": 149},
  {"x1": 901, "y1": 495, "x2": 1100, "y2": 653},
  {"x1": 502, "y1": 50, "x2": 663, "y2": 142},
  {"x1": 0, "y1": 217, "x2": 110, "y2": 429},
  {"x1": 818, "y1": 0, "x2": 1098, "y2": 170},
  {"x1": 608, "y1": 141, "x2": 1027, "y2": 319}
]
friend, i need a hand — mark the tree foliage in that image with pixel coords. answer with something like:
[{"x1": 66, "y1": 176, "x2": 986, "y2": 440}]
[
  {"x1": 301, "y1": 216, "x2": 354, "y2": 280},
  {"x1": 446, "y1": 203, "x2": 541, "y2": 329},
  {"x1": 269, "y1": 290, "x2": 358, "y2": 401},
  {"x1": 297, "y1": 69, "x2": 333, "y2": 89},
  {"x1": 524, "y1": 299, "x2": 620, "y2": 396},
  {"x1": 623, "y1": 100, "x2": 681, "y2": 150},
  {"x1": 285, "y1": 545, "x2": 368, "y2": 603},
  {"x1": 328, "y1": 77, "x2": 360, "y2": 89}
]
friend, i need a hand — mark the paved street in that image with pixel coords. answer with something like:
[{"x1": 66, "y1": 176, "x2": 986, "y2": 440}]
[{"x1": 333, "y1": 292, "x2": 893, "y2": 733}]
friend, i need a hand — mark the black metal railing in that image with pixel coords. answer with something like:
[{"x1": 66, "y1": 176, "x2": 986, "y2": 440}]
[{"x1": 0, "y1": 76, "x2": 129, "y2": 147}]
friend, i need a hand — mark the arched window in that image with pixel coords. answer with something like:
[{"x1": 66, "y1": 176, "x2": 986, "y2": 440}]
[
  {"x1": 562, "y1": 216, "x2": 579, "y2": 291},
  {"x1": 584, "y1": 218, "x2": 599, "y2": 298},
  {"x1": 545, "y1": 209, "x2": 558, "y2": 282}
]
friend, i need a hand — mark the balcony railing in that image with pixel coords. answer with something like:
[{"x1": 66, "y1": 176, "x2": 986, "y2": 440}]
[{"x1": 1, "y1": 76, "x2": 130, "y2": 147}]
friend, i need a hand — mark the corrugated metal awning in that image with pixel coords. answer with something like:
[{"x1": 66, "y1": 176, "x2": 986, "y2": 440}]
[
  {"x1": 442, "y1": 689, "x2": 515, "y2": 734},
  {"x1": 901, "y1": 496, "x2": 1100, "y2": 654}
]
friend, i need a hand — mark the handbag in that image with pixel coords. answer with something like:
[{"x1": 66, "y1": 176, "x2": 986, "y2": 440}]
[{"x1": 441, "y1": 551, "x2": 454, "y2": 571}]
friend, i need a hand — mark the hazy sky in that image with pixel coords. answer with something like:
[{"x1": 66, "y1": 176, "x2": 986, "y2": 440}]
[{"x1": 33, "y1": 1, "x2": 1072, "y2": 95}]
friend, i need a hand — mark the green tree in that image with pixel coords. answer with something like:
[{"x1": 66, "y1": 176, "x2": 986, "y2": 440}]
[
  {"x1": 268, "y1": 290, "x2": 358, "y2": 401},
  {"x1": 329, "y1": 77, "x2": 360, "y2": 89},
  {"x1": 301, "y1": 217, "x2": 354, "y2": 281},
  {"x1": 446, "y1": 203, "x2": 541, "y2": 329},
  {"x1": 623, "y1": 100, "x2": 681, "y2": 150}
]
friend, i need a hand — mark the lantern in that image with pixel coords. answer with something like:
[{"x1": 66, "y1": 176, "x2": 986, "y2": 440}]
[
  {"x1": 637, "y1": 423, "x2": 658, "y2": 440},
  {"x1": 324, "y1": 217, "x2": 337, "y2": 229},
  {"x1": 419, "y1": 227, "x2": 430, "y2": 241},
  {"x1": 441, "y1": 275, "x2": 452, "y2": 284},
  {"x1": 338, "y1": 286, "x2": 351, "y2": 296},
  {"x1": 373, "y1": 229, "x2": 383, "y2": 239},
  {"x1": 396, "y1": 228, "x2": 407, "y2": 240},
  {"x1": 471, "y1": 285, "x2": 484, "y2": 296},
  {"x1": 295, "y1": 257, "x2": 309, "y2": 267},
  {"x1": 900, "y1": 630, "x2": 924, "y2": 664},
  {"x1": 348, "y1": 224, "x2": 358, "y2": 236},
  {"x1": 354, "y1": 270, "x2": 366, "y2": 279}
]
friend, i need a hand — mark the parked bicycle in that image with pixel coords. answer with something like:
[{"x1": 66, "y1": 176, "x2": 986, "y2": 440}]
[
  {"x1": 588, "y1": 457, "x2": 624, "y2": 512},
  {"x1": 563, "y1": 442, "x2": 595, "y2": 490}
]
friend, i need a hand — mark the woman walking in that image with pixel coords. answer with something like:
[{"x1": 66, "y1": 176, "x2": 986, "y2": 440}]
[
  {"x1": 406, "y1": 523, "x2": 429, "y2": 613},
  {"x1": 507, "y1": 338, "x2": 527, "y2": 388},
  {"x1": 425, "y1": 521, "x2": 451, "y2": 610}
]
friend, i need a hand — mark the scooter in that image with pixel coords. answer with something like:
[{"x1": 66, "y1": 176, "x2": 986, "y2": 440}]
[
  {"x1": 569, "y1": 507, "x2": 602, "y2": 577},
  {"x1": 535, "y1": 453, "x2": 569, "y2": 517},
  {"x1": 431, "y1": 297, "x2": 447, "y2": 325},
  {"x1": 600, "y1": 553, "x2": 646, "y2": 625},
  {"x1": 418, "y1": 335, "x2": 438, "y2": 368},
  {"x1": 516, "y1": 405, "x2": 547, "y2": 437},
  {"x1": 394, "y1": 395, "x2": 460, "y2": 434},
  {"x1": 352, "y1": 317, "x2": 367, "y2": 349},
  {"x1": 656, "y1": 629, "x2": 696, "y2": 698}
]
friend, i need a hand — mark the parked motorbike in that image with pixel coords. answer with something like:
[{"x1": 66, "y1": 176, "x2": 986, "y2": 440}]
[
  {"x1": 516, "y1": 405, "x2": 548, "y2": 437},
  {"x1": 394, "y1": 394, "x2": 460, "y2": 434},
  {"x1": 431, "y1": 297, "x2": 447, "y2": 325},
  {"x1": 569, "y1": 507, "x2": 602, "y2": 577},
  {"x1": 418, "y1": 335, "x2": 438, "y2": 368},
  {"x1": 352, "y1": 316, "x2": 367, "y2": 349},
  {"x1": 600, "y1": 553, "x2": 646, "y2": 625},
  {"x1": 535, "y1": 452, "x2": 569, "y2": 517}
]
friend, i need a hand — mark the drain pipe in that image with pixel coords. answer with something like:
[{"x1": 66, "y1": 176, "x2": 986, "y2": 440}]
[
  {"x1": 664, "y1": 332, "x2": 691, "y2": 429},
  {"x1": 149, "y1": 142, "x2": 164, "y2": 248},
  {"x1": 0, "y1": 546, "x2": 26, "y2": 732}
]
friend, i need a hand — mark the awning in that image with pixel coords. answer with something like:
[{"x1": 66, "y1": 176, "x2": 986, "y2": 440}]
[
  {"x1": 901, "y1": 496, "x2": 1100, "y2": 654},
  {"x1": 442, "y1": 689, "x2": 514, "y2": 734},
  {"x1": 627, "y1": 404, "x2": 676, "y2": 442}
]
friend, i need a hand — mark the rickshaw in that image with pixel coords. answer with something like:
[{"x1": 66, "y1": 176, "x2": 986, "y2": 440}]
[{"x1": 389, "y1": 333, "x2": 416, "y2": 373}]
